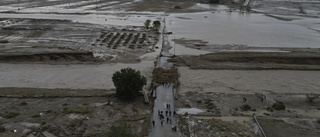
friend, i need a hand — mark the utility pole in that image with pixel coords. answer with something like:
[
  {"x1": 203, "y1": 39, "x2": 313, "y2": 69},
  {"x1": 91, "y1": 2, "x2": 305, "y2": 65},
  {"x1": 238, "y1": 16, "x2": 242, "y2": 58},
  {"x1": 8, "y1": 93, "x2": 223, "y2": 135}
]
[
  {"x1": 18, "y1": 0, "x2": 20, "y2": 10},
  {"x1": 174, "y1": 43, "x2": 176, "y2": 56}
]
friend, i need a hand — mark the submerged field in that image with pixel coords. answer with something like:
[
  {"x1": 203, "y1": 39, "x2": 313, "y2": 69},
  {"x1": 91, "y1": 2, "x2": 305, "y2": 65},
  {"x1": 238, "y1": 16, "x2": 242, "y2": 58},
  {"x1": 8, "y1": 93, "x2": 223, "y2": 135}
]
[{"x1": 0, "y1": 0, "x2": 320, "y2": 137}]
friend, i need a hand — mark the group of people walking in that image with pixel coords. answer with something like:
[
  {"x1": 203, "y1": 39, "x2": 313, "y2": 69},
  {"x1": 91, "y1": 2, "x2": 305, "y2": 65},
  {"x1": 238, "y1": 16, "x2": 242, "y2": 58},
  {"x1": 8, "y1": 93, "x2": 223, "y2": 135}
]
[
  {"x1": 163, "y1": 83, "x2": 173, "y2": 88},
  {"x1": 152, "y1": 103, "x2": 177, "y2": 132}
]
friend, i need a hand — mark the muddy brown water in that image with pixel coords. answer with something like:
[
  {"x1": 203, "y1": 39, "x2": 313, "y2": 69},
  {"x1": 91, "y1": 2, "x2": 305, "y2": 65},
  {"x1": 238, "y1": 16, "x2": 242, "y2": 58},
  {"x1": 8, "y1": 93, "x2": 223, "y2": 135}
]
[{"x1": 167, "y1": 11, "x2": 320, "y2": 49}]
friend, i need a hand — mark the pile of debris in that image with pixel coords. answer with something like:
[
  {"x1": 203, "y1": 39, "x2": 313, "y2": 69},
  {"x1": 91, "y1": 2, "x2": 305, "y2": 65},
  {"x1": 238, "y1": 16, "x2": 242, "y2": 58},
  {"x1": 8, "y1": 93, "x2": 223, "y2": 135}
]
[{"x1": 152, "y1": 67, "x2": 179, "y2": 84}]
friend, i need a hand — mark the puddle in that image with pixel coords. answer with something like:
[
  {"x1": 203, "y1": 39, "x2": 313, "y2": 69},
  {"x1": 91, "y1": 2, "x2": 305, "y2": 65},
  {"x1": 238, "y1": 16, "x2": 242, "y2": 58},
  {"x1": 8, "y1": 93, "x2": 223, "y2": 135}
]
[
  {"x1": 176, "y1": 108, "x2": 204, "y2": 114},
  {"x1": 157, "y1": 57, "x2": 173, "y2": 69}
]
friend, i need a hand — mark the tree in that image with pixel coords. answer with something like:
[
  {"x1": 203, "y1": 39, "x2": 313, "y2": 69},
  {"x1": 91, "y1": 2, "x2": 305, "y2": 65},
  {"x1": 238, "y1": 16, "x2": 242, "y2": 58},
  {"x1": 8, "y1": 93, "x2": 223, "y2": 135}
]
[
  {"x1": 153, "y1": 20, "x2": 161, "y2": 30},
  {"x1": 174, "y1": 5, "x2": 182, "y2": 9},
  {"x1": 112, "y1": 68, "x2": 146, "y2": 101},
  {"x1": 144, "y1": 19, "x2": 151, "y2": 29}
]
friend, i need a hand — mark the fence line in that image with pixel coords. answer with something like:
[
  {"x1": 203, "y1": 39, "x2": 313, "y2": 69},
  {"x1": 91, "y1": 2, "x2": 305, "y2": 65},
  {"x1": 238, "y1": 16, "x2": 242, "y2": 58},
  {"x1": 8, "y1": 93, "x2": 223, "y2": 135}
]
[{"x1": 253, "y1": 115, "x2": 267, "y2": 137}]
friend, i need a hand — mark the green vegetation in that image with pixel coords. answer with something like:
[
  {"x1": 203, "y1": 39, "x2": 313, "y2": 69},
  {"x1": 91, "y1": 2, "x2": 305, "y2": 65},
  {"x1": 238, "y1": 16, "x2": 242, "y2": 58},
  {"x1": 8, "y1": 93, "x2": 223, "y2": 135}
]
[
  {"x1": 31, "y1": 113, "x2": 41, "y2": 118},
  {"x1": 19, "y1": 101, "x2": 28, "y2": 106},
  {"x1": 153, "y1": 21, "x2": 161, "y2": 30},
  {"x1": 306, "y1": 94, "x2": 319, "y2": 103},
  {"x1": 0, "y1": 125, "x2": 6, "y2": 132},
  {"x1": 204, "y1": 99, "x2": 216, "y2": 109},
  {"x1": 208, "y1": 118, "x2": 231, "y2": 132},
  {"x1": 99, "y1": 123, "x2": 135, "y2": 137},
  {"x1": 177, "y1": 115, "x2": 190, "y2": 136},
  {"x1": 152, "y1": 67, "x2": 178, "y2": 84},
  {"x1": 240, "y1": 104, "x2": 252, "y2": 111},
  {"x1": 272, "y1": 101, "x2": 285, "y2": 110},
  {"x1": 112, "y1": 68, "x2": 147, "y2": 101},
  {"x1": 1, "y1": 111, "x2": 20, "y2": 119},
  {"x1": 174, "y1": 5, "x2": 182, "y2": 9},
  {"x1": 144, "y1": 19, "x2": 151, "y2": 29}
]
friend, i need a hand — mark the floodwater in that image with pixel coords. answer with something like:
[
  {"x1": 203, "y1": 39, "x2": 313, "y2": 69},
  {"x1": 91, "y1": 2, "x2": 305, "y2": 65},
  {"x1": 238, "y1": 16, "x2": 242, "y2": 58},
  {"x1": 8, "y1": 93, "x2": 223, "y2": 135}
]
[{"x1": 167, "y1": 11, "x2": 320, "y2": 48}]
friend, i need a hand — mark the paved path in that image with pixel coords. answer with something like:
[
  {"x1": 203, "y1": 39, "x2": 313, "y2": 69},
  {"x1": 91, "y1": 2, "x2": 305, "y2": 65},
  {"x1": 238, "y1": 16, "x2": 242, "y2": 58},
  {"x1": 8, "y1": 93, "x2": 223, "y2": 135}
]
[{"x1": 151, "y1": 84, "x2": 178, "y2": 137}]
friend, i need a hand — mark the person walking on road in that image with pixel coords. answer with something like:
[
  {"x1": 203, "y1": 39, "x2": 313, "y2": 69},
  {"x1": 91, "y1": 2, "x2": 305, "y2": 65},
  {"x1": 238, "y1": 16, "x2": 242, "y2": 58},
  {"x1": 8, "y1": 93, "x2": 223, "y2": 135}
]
[
  {"x1": 167, "y1": 117, "x2": 169, "y2": 124},
  {"x1": 152, "y1": 120, "x2": 155, "y2": 127},
  {"x1": 161, "y1": 120, "x2": 163, "y2": 127}
]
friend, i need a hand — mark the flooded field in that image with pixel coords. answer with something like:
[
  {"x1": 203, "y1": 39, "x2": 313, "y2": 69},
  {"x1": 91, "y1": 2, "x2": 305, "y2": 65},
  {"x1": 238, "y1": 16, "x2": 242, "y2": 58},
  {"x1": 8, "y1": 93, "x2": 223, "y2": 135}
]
[
  {"x1": 0, "y1": 0, "x2": 320, "y2": 137},
  {"x1": 167, "y1": 11, "x2": 320, "y2": 49}
]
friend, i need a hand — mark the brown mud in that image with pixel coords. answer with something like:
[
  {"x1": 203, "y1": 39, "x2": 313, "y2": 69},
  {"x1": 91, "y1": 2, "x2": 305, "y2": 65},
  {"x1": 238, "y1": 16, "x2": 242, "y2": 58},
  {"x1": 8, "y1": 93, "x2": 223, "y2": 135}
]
[
  {"x1": 177, "y1": 51, "x2": 320, "y2": 70},
  {"x1": 0, "y1": 88, "x2": 153, "y2": 137}
]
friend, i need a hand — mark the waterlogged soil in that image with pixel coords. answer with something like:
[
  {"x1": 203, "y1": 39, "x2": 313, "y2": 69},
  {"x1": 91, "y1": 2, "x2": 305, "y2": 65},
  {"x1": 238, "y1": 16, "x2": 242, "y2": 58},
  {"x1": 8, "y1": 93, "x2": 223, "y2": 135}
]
[
  {"x1": 175, "y1": 49, "x2": 320, "y2": 70},
  {"x1": 0, "y1": 18, "x2": 159, "y2": 63},
  {"x1": 0, "y1": 0, "x2": 212, "y2": 13},
  {"x1": 0, "y1": 89, "x2": 152, "y2": 137},
  {"x1": 258, "y1": 118, "x2": 320, "y2": 137},
  {"x1": 1, "y1": 1, "x2": 320, "y2": 137},
  {"x1": 175, "y1": 91, "x2": 320, "y2": 137},
  {"x1": 177, "y1": 114, "x2": 259, "y2": 137},
  {"x1": 251, "y1": 0, "x2": 320, "y2": 17}
]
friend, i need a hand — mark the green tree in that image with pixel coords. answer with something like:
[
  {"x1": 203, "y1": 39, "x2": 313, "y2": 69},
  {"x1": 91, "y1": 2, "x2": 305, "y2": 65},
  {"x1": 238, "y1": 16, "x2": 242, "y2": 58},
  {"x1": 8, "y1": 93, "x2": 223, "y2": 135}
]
[
  {"x1": 144, "y1": 19, "x2": 151, "y2": 29},
  {"x1": 153, "y1": 21, "x2": 161, "y2": 30},
  {"x1": 112, "y1": 68, "x2": 146, "y2": 101},
  {"x1": 174, "y1": 5, "x2": 182, "y2": 9}
]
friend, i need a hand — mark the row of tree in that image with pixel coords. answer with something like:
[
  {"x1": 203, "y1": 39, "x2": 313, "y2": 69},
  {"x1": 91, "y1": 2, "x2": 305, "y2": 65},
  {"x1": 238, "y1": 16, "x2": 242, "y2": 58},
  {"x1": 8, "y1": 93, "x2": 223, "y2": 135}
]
[{"x1": 144, "y1": 19, "x2": 161, "y2": 30}]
